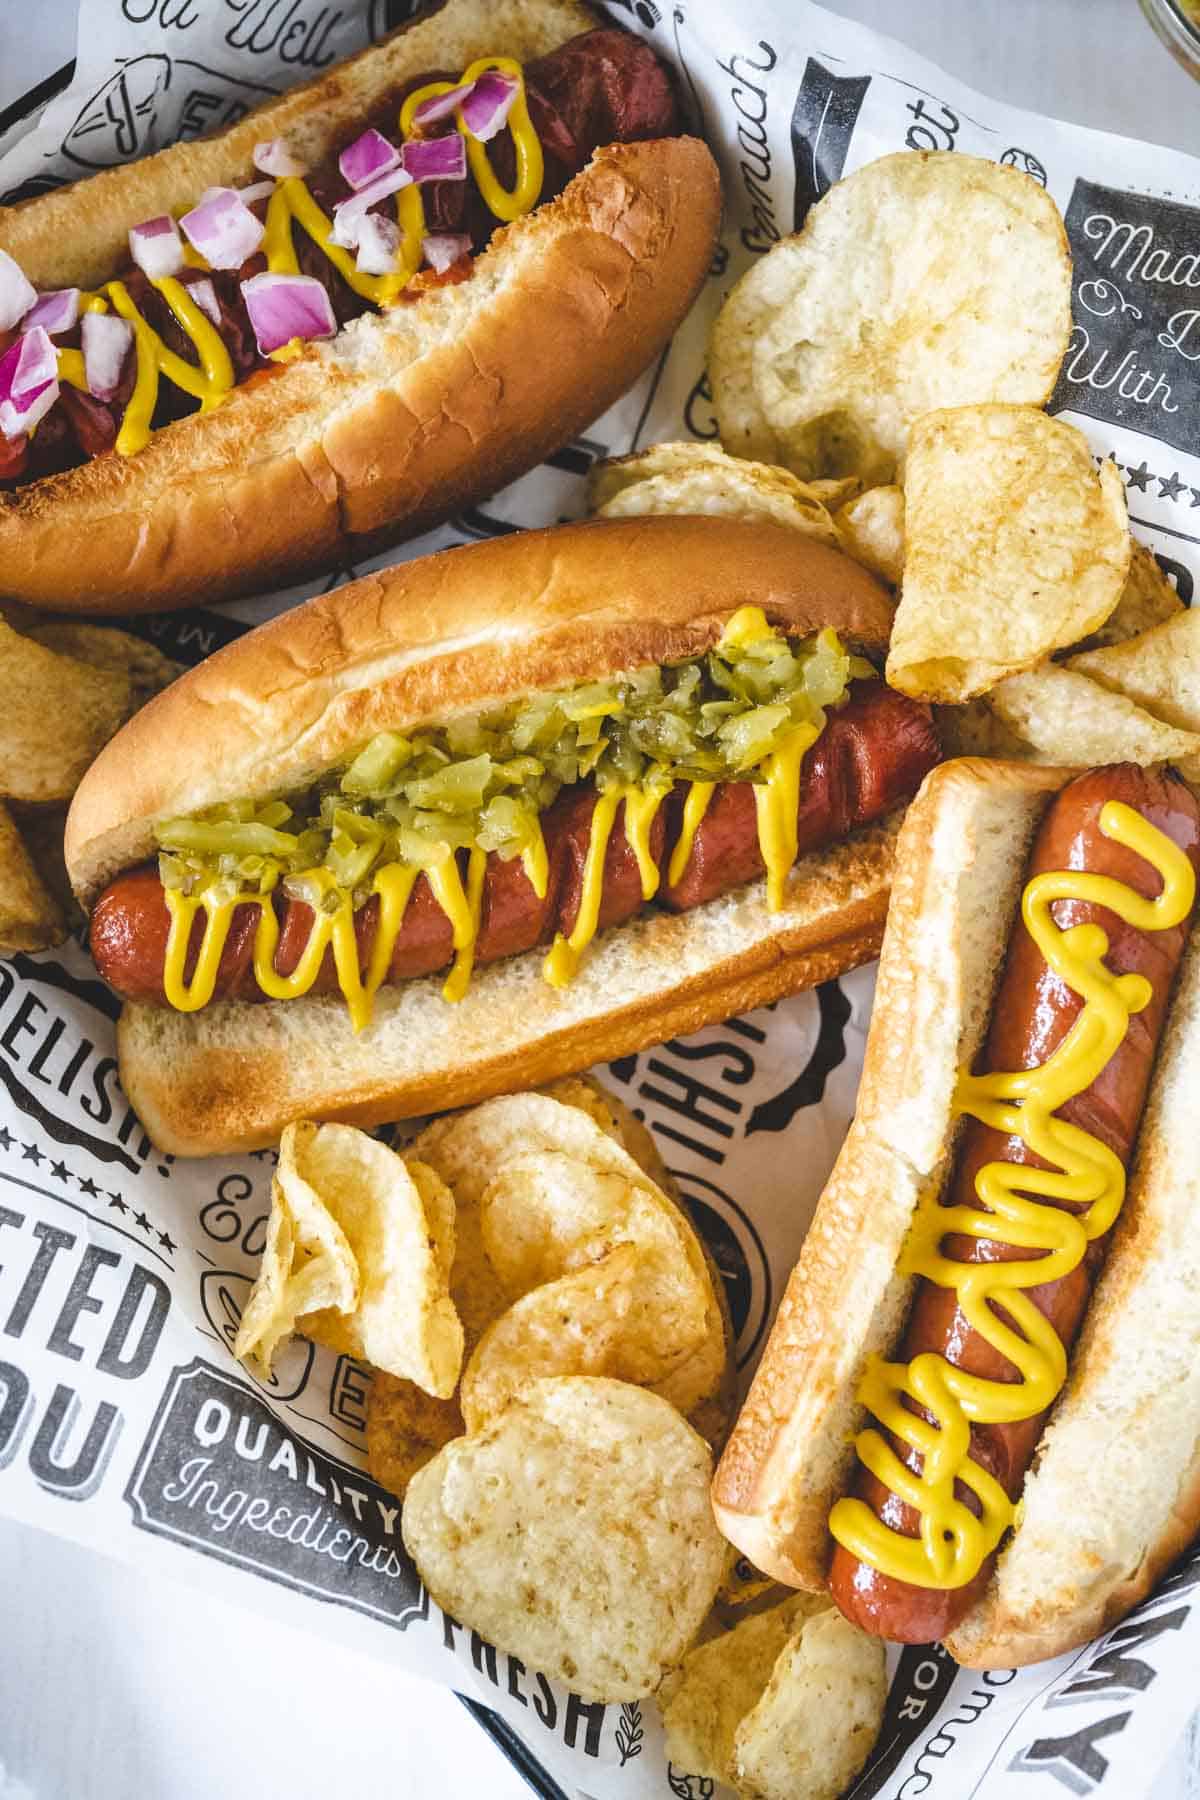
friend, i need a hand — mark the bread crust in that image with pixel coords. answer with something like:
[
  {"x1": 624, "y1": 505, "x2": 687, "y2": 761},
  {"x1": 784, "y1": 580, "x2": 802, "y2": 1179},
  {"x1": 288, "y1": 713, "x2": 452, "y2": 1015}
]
[
  {"x1": 65, "y1": 516, "x2": 897, "y2": 904},
  {"x1": 713, "y1": 757, "x2": 1200, "y2": 1666},
  {"x1": 0, "y1": 0, "x2": 718, "y2": 613},
  {"x1": 115, "y1": 812, "x2": 898, "y2": 1156}
]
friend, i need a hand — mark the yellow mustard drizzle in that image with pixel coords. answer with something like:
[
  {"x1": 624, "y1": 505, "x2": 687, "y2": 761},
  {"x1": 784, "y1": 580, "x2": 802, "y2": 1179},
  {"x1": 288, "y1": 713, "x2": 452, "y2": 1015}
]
[
  {"x1": 49, "y1": 57, "x2": 541, "y2": 454},
  {"x1": 544, "y1": 787, "x2": 623, "y2": 989},
  {"x1": 104, "y1": 276, "x2": 235, "y2": 455},
  {"x1": 828, "y1": 800, "x2": 1197, "y2": 1590}
]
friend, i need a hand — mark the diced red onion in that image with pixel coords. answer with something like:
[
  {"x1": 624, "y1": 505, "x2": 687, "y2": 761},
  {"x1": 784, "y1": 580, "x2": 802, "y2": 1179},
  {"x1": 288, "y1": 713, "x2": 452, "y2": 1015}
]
[
  {"x1": 339, "y1": 128, "x2": 400, "y2": 192},
  {"x1": 0, "y1": 329, "x2": 59, "y2": 440},
  {"x1": 422, "y1": 233, "x2": 471, "y2": 274},
  {"x1": 410, "y1": 81, "x2": 475, "y2": 129},
  {"x1": 0, "y1": 249, "x2": 38, "y2": 333},
  {"x1": 253, "y1": 138, "x2": 306, "y2": 179},
  {"x1": 330, "y1": 166, "x2": 412, "y2": 249},
  {"x1": 185, "y1": 277, "x2": 221, "y2": 325},
  {"x1": 129, "y1": 214, "x2": 185, "y2": 279},
  {"x1": 240, "y1": 272, "x2": 336, "y2": 355},
  {"x1": 401, "y1": 135, "x2": 467, "y2": 184},
  {"x1": 239, "y1": 180, "x2": 276, "y2": 206},
  {"x1": 181, "y1": 187, "x2": 265, "y2": 270},
  {"x1": 1, "y1": 325, "x2": 56, "y2": 402},
  {"x1": 355, "y1": 213, "x2": 400, "y2": 276},
  {"x1": 20, "y1": 287, "x2": 80, "y2": 336},
  {"x1": 82, "y1": 312, "x2": 134, "y2": 401},
  {"x1": 460, "y1": 72, "x2": 519, "y2": 142}
]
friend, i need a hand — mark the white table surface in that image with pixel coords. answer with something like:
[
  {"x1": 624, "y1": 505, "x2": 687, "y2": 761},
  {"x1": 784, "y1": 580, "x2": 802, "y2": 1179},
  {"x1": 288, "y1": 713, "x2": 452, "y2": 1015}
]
[{"x1": 3, "y1": 3, "x2": 1200, "y2": 1797}]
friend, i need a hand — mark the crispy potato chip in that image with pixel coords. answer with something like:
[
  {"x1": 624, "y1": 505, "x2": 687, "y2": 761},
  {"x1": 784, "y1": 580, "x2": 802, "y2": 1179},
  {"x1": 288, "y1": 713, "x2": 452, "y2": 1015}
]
[
  {"x1": 660, "y1": 1595, "x2": 822, "y2": 1783},
  {"x1": 711, "y1": 151, "x2": 1071, "y2": 484},
  {"x1": 934, "y1": 698, "x2": 1034, "y2": 762},
  {"x1": 733, "y1": 1609, "x2": 887, "y2": 1800},
  {"x1": 589, "y1": 442, "x2": 842, "y2": 543},
  {"x1": 541, "y1": 1073, "x2": 678, "y2": 1198},
  {"x1": 297, "y1": 1141, "x2": 463, "y2": 1397},
  {"x1": 461, "y1": 1239, "x2": 716, "y2": 1430},
  {"x1": 1068, "y1": 606, "x2": 1200, "y2": 741},
  {"x1": 368, "y1": 1088, "x2": 729, "y2": 1492},
  {"x1": 1073, "y1": 541, "x2": 1183, "y2": 651},
  {"x1": 235, "y1": 1122, "x2": 464, "y2": 1396},
  {"x1": 233, "y1": 1126, "x2": 357, "y2": 1379},
  {"x1": 887, "y1": 407, "x2": 1130, "y2": 702},
  {"x1": 834, "y1": 485, "x2": 905, "y2": 586},
  {"x1": 989, "y1": 663, "x2": 1200, "y2": 778},
  {"x1": 25, "y1": 622, "x2": 182, "y2": 708},
  {"x1": 366, "y1": 1370, "x2": 464, "y2": 1498},
  {"x1": 0, "y1": 619, "x2": 134, "y2": 805},
  {"x1": 402, "y1": 1377, "x2": 727, "y2": 1701},
  {"x1": 14, "y1": 806, "x2": 79, "y2": 929},
  {"x1": 0, "y1": 801, "x2": 65, "y2": 954}
]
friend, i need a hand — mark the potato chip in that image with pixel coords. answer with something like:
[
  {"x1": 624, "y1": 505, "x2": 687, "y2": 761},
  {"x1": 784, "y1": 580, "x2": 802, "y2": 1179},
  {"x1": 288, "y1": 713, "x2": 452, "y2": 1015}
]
[
  {"x1": 14, "y1": 806, "x2": 79, "y2": 929},
  {"x1": 989, "y1": 663, "x2": 1200, "y2": 777},
  {"x1": 0, "y1": 619, "x2": 134, "y2": 806},
  {"x1": 589, "y1": 441, "x2": 842, "y2": 543},
  {"x1": 834, "y1": 485, "x2": 905, "y2": 586},
  {"x1": 1068, "y1": 606, "x2": 1200, "y2": 740},
  {"x1": 402, "y1": 1377, "x2": 727, "y2": 1701},
  {"x1": 25, "y1": 622, "x2": 182, "y2": 709},
  {"x1": 660, "y1": 1595, "x2": 817, "y2": 1782},
  {"x1": 0, "y1": 801, "x2": 65, "y2": 954},
  {"x1": 235, "y1": 1122, "x2": 464, "y2": 1397},
  {"x1": 233, "y1": 1126, "x2": 357, "y2": 1379},
  {"x1": 1073, "y1": 541, "x2": 1183, "y2": 651},
  {"x1": 366, "y1": 1370, "x2": 464, "y2": 1498},
  {"x1": 733, "y1": 1608, "x2": 888, "y2": 1800},
  {"x1": 296, "y1": 1138, "x2": 463, "y2": 1397},
  {"x1": 887, "y1": 407, "x2": 1130, "y2": 702},
  {"x1": 540, "y1": 1073, "x2": 678, "y2": 1198},
  {"x1": 461, "y1": 1239, "x2": 717, "y2": 1430},
  {"x1": 711, "y1": 152, "x2": 1071, "y2": 484},
  {"x1": 934, "y1": 698, "x2": 1033, "y2": 763}
]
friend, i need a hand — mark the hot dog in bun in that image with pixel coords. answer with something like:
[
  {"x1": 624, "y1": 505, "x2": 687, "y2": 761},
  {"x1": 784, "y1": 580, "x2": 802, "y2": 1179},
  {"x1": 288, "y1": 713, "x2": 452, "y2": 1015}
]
[
  {"x1": 0, "y1": 0, "x2": 718, "y2": 613},
  {"x1": 714, "y1": 755, "x2": 1200, "y2": 1666},
  {"x1": 65, "y1": 515, "x2": 939, "y2": 1155}
]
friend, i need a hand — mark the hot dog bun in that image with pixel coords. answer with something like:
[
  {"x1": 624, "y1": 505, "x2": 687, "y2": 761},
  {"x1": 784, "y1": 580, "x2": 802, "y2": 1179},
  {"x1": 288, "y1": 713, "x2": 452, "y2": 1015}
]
[
  {"x1": 713, "y1": 757, "x2": 1200, "y2": 1667},
  {"x1": 66, "y1": 515, "x2": 903, "y2": 1154},
  {"x1": 0, "y1": 0, "x2": 719, "y2": 615}
]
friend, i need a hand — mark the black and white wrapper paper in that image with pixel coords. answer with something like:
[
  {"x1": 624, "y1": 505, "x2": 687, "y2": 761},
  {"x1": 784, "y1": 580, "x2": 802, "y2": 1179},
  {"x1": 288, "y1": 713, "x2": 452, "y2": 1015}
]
[{"x1": 2, "y1": 4, "x2": 1200, "y2": 1796}]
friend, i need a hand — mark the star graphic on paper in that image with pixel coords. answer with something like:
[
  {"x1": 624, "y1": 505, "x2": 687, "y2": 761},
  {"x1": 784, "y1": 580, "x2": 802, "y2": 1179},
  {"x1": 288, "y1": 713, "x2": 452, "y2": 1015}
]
[
  {"x1": 77, "y1": 1176, "x2": 99, "y2": 1198},
  {"x1": 134, "y1": 1210, "x2": 152, "y2": 1232},
  {"x1": 0, "y1": 1128, "x2": 12, "y2": 1152},
  {"x1": 21, "y1": 1142, "x2": 43, "y2": 1165},
  {"x1": 108, "y1": 1192, "x2": 127, "y2": 1214},
  {"x1": 1158, "y1": 470, "x2": 1187, "y2": 503},
  {"x1": 158, "y1": 1230, "x2": 177, "y2": 1252},
  {"x1": 1125, "y1": 460, "x2": 1153, "y2": 492},
  {"x1": 50, "y1": 1160, "x2": 70, "y2": 1183},
  {"x1": 1190, "y1": 488, "x2": 1200, "y2": 509}
]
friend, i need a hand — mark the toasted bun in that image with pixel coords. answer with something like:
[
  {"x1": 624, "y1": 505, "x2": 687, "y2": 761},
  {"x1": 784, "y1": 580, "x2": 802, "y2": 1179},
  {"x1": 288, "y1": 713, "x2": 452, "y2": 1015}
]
[
  {"x1": 117, "y1": 810, "x2": 897, "y2": 1156},
  {"x1": 0, "y1": 0, "x2": 718, "y2": 613},
  {"x1": 713, "y1": 757, "x2": 1200, "y2": 1667},
  {"x1": 65, "y1": 516, "x2": 896, "y2": 905}
]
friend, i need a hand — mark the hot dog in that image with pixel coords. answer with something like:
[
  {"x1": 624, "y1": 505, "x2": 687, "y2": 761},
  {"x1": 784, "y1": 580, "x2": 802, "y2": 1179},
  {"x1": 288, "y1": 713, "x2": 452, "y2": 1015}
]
[
  {"x1": 64, "y1": 517, "x2": 938, "y2": 1156},
  {"x1": 0, "y1": 0, "x2": 718, "y2": 613},
  {"x1": 90, "y1": 681, "x2": 934, "y2": 1008},
  {"x1": 713, "y1": 756, "x2": 1200, "y2": 1667}
]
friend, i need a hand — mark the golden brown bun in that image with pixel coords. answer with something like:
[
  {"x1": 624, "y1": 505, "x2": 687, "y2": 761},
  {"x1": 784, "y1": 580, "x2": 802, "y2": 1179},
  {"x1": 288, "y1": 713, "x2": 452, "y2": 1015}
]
[
  {"x1": 117, "y1": 811, "x2": 896, "y2": 1156},
  {"x1": 65, "y1": 515, "x2": 897, "y2": 905},
  {"x1": 713, "y1": 758, "x2": 1200, "y2": 1667},
  {"x1": 0, "y1": 0, "x2": 718, "y2": 613}
]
